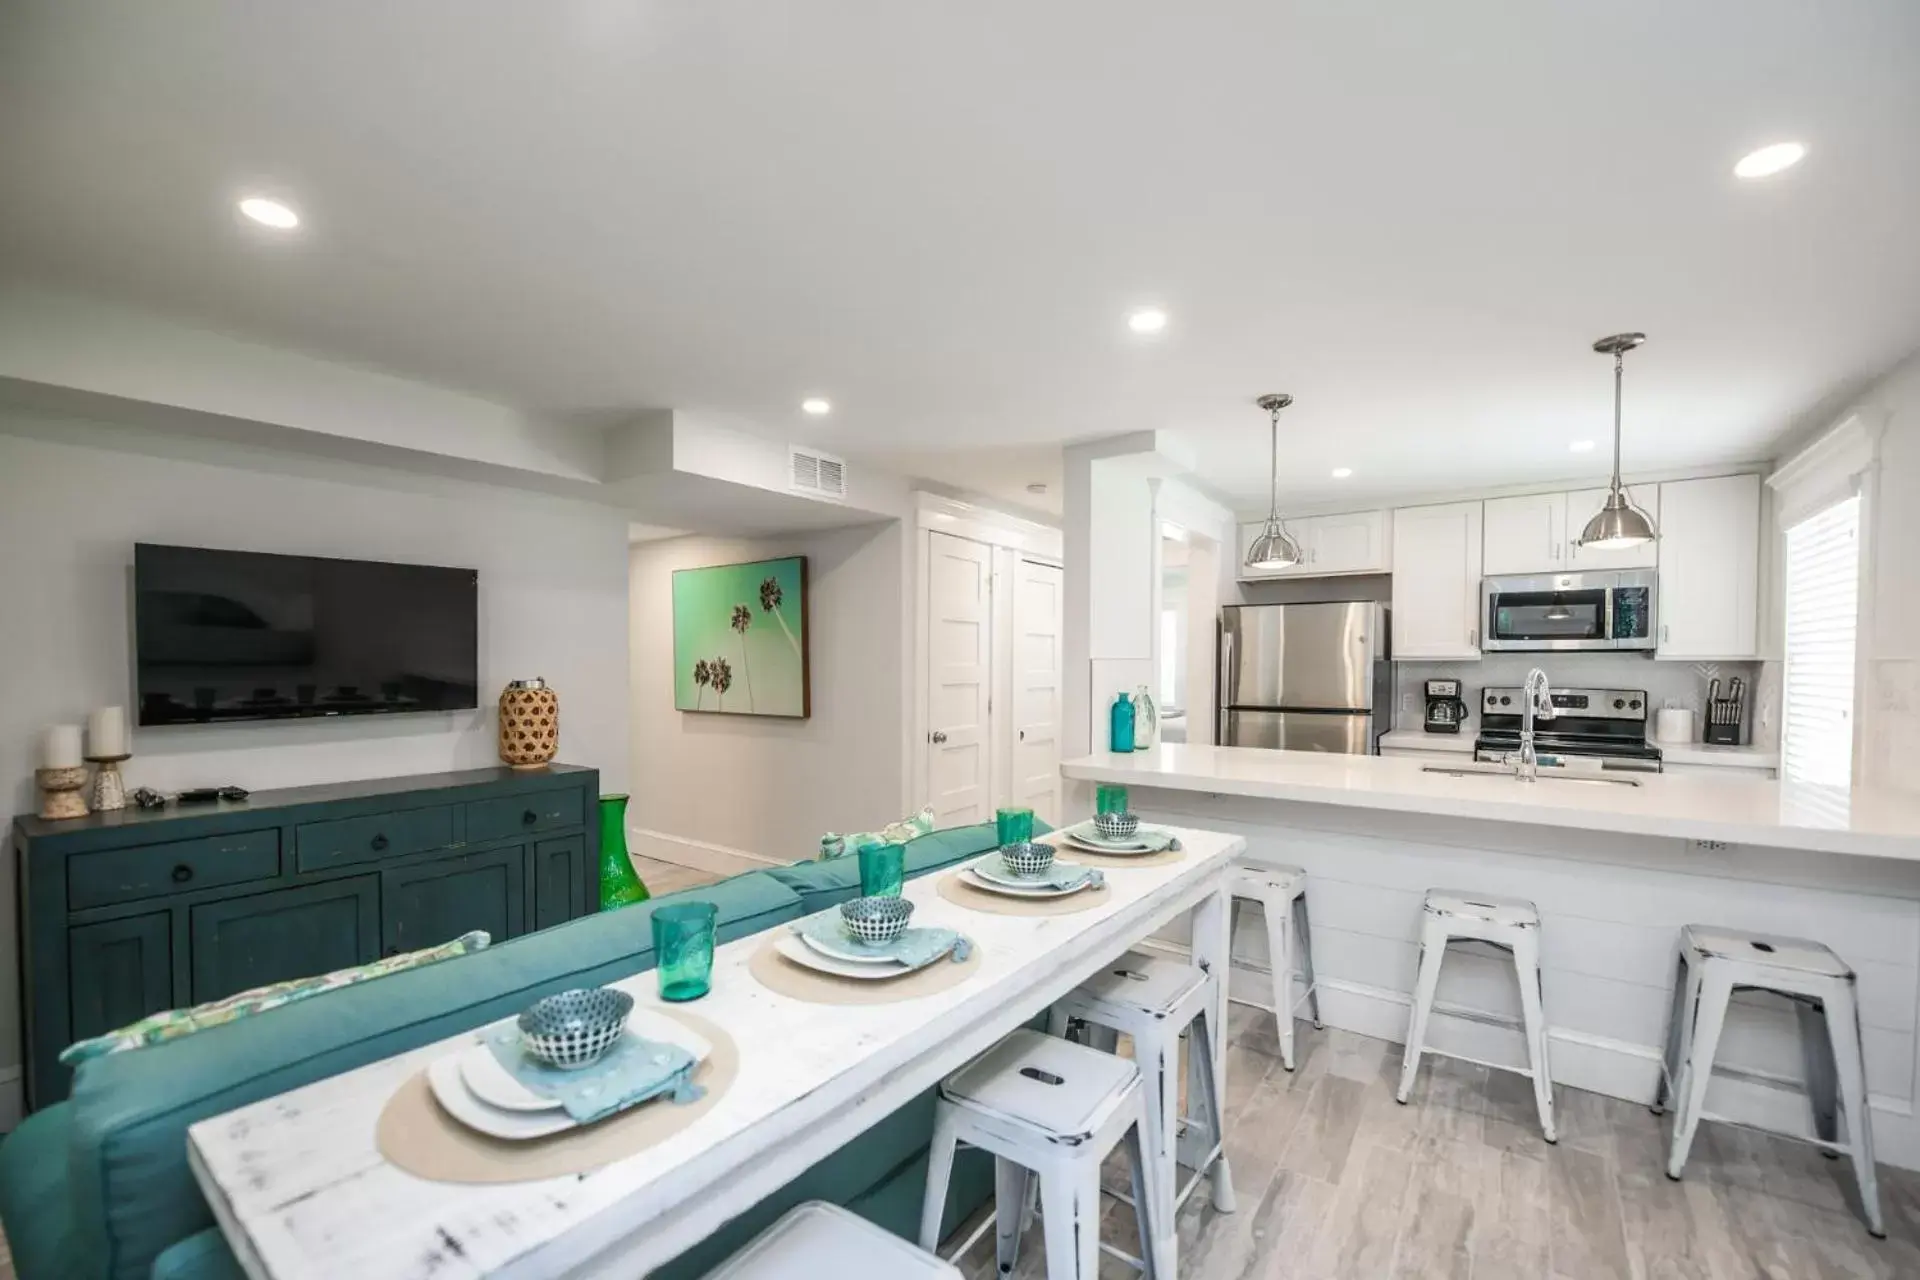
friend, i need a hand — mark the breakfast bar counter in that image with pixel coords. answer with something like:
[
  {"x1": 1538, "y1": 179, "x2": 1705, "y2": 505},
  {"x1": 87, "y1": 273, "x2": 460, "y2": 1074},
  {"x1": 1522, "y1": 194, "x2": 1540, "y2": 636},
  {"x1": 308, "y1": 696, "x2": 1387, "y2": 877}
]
[{"x1": 1063, "y1": 745, "x2": 1920, "y2": 1171}]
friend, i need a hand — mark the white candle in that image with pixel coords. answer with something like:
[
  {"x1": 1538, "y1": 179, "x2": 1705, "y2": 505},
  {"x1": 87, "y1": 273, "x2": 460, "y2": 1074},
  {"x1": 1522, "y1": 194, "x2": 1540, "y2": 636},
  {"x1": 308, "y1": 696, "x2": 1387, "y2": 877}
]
[
  {"x1": 42, "y1": 724, "x2": 83, "y2": 770},
  {"x1": 88, "y1": 706, "x2": 128, "y2": 758}
]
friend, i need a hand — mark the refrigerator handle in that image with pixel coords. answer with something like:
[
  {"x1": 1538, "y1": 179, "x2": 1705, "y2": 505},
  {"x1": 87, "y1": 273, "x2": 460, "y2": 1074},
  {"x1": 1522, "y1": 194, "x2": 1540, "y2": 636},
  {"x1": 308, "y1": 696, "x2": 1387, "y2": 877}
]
[{"x1": 1218, "y1": 626, "x2": 1233, "y2": 744}]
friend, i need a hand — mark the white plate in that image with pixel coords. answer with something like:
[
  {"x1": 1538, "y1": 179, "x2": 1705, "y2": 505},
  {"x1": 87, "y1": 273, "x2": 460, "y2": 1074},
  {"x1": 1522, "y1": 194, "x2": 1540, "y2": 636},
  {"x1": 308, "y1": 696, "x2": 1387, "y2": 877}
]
[
  {"x1": 959, "y1": 868, "x2": 1090, "y2": 899},
  {"x1": 428, "y1": 1054, "x2": 575, "y2": 1139},
  {"x1": 774, "y1": 932, "x2": 912, "y2": 981},
  {"x1": 798, "y1": 923, "x2": 901, "y2": 965},
  {"x1": 457, "y1": 1007, "x2": 715, "y2": 1114},
  {"x1": 1060, "y1": 828, "x2": 1165, "y2": 854},
  {"x1": 968, "y1": 859, "x2": 1088, "y2": 891}
]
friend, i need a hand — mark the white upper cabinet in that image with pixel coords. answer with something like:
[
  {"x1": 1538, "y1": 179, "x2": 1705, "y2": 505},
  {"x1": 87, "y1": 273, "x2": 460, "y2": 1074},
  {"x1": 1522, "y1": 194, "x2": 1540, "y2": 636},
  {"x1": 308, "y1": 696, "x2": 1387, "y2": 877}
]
[
  {"x1": 1236, "y1": 509, "x2": 1389, "y2": 580},
  {"x1": 1390, "y1": 501, "x2": 1484, "y2": 659},
  {"x1": 1655, "y1": 473, "x2": 1761, "y2": 660},
  {"x1": 1566, "y1": 484, "x2": 1660, "y2": 570},
  {"x1": 1481, "y1": 492, "x2": 1569, "y2": 575}
]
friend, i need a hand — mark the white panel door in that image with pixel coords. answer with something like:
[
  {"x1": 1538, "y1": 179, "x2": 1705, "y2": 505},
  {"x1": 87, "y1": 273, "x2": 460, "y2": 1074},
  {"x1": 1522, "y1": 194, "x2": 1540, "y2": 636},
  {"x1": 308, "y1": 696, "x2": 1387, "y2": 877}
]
[
  {"x1": 1481, "y1": 492, "x2": 1568, "y2": 575},
  {"x1": 1011, "y1": 559, "x2": 1064, "y2": 825},
  {"x1": 1656, "y1": 474, "x2": 1761, "y2": 660},
  {"x1": 925, "y1": 532, "x2": 993, "y2": 825},
  {"x1": 1566, "y1": 484, "x2": 1660, "y2": 570},
  {"x1": 1389, "y1": 501, "x2": 1485, "y2": 659}
]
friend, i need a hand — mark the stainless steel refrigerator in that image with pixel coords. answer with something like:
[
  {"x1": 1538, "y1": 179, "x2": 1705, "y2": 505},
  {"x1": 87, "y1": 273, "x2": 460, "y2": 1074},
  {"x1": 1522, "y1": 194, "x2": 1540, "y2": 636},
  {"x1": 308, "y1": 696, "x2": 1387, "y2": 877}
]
[{"x1": 1218, "y1": 602, "x2": 1392, "y2": 753}]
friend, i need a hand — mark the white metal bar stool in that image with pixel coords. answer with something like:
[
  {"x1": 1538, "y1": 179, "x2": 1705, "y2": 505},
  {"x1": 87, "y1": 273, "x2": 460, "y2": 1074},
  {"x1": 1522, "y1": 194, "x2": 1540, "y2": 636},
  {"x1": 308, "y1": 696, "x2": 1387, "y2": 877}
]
[
  {"x1": 1228, "y1": 858, "x2": 1320, "y2": 1071},
  {"x1": 1653, "y1": 924, "x2": 1884, "y2": 1237},
  {"x1": 1048, "y1": 948, "x2": 1234, "y2": 1228},
  {"x1": 706, "y1": 1200, "x2": 961, "y2": 1278},
  {"x1": 1395, "y1": 889, "x2": 1557, "y2": 1143},
  {"x1": 918, "y1": 1028, "x2": 1168, "y2": 1278}
]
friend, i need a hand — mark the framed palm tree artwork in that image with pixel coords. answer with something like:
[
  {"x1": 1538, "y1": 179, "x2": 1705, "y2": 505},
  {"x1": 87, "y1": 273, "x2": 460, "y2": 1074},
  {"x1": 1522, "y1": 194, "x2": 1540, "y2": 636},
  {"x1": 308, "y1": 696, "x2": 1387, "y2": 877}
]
[{"x1": 672, "y1": 555, "x2": 810, "y2": 717}]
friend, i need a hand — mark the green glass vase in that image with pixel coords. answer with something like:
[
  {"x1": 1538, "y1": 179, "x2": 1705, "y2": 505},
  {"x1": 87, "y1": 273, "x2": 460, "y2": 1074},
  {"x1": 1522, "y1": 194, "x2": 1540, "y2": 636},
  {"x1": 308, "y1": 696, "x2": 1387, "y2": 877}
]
[{"x1": 598, "y1": 794, "x2": 651, "y2": 910}]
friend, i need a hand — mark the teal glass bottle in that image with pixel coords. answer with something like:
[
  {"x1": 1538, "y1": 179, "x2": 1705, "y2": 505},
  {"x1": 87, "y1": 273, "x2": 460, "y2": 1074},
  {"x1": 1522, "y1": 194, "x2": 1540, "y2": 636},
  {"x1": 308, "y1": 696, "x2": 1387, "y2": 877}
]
[
  {"x1": 1109, "y1": 692, "x2": 1136, "y2": 752},
  {"x1": 598, "y1": 794, "x2": 651, "y2": 910}
]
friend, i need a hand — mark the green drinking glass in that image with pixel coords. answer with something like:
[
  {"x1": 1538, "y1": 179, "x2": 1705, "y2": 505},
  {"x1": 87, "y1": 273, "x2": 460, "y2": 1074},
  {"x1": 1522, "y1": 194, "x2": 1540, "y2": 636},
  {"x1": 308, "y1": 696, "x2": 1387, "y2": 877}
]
[
  {"x1": 652, "y1": 901, "x2": 718, "y2": 1002},
  {"x1": 857, "y1": 841, "x2": 907, "y2": 899},
  {"x1": 995, "y1": 806, "x2": 1035, "y2": 846},
  {"x1": 1096, "y1": 784, "x2": 1130, "y2": 816}
]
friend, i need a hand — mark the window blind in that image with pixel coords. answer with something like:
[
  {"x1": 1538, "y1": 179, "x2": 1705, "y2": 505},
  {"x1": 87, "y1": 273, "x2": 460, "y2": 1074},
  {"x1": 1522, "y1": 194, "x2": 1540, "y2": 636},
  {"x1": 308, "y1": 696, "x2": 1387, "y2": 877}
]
[{"x1": 1782, "y1": 495, "x2": 1860, "y2": 786}]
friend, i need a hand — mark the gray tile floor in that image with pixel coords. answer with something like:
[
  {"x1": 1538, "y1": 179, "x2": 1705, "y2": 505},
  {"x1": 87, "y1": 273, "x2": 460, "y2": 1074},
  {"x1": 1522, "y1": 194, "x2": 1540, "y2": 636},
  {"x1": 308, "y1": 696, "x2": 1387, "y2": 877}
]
[{"x1": 941, "y1": 1006, "x2": 1920, "y2": 1279}]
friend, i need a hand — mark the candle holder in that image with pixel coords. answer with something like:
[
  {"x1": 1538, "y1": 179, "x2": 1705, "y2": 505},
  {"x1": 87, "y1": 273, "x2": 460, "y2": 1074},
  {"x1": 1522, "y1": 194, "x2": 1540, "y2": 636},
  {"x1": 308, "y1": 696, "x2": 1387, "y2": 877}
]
[
  {"x1": 85, "y1": 754, "x2": 131, "y2": 812},
  {"x1": 35, "y1": 766, "x2": 90, "y2": 821}
]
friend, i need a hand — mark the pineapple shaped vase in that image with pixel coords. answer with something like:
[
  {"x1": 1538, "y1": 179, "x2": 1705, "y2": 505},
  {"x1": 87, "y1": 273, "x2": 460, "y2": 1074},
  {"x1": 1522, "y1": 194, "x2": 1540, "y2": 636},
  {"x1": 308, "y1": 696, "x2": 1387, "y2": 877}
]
[{"x1": 499, "y1": 677, "x2": 559, "y2": 769}]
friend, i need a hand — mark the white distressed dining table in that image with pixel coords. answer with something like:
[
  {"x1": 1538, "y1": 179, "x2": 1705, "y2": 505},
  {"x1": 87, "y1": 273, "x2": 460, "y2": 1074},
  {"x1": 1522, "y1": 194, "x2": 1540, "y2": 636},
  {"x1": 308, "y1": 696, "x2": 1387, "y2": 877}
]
[{"x1": 186, "y1": 825, "x2": 1247, "y2": 1279}]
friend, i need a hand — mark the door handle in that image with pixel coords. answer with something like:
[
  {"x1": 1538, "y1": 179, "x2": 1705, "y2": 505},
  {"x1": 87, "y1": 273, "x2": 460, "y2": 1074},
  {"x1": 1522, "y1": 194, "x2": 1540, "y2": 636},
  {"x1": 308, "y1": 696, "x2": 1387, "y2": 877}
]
[
  {"x1": 1018, "y1": 729, "x2": 1026, "y2": 740},
  {"x1": 1468, "y1": 628, "x2": 1477, "y2": 648},
  {"x1": 1661, "y1": 624, "x2": 1669, "y2": 644},
  {"x1": 930, "y1": 730, "x2": 948, "y2": 744}
]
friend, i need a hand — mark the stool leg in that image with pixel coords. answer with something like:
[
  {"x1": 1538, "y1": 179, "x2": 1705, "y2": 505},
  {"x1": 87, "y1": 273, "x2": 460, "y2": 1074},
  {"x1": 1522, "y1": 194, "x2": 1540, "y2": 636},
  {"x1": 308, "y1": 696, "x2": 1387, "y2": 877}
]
[
  {"x1": 1294, "y1": 888, "x2": 1322, "y2": 1030},
  {"x1": 1192, "y1": 1007, "x2": 1236, "y2": 1213},
  {"x1": 1512, "y1": 928, "x2": 1557, "y2": 1144},
  {"x1": 1822, "y1": 983, "x2": 1886, "y2": 1238},
  {"x1": 1260, "y1": 894, "x2": 1296, "y2": 1071},
  {"x1": 1126, "y1": 1092, "x2": 1175, "y2": 1279},
  {"x1": 1141, "y1": 1027, "x2": 1179, "y2": 1228},
  {"x1": 993, "y1": 1157, "x2": 1032, "y2": 1274},
  {"x1": 1397, "y1": 916, "x2": 1447, "y2": 1104},
  {"x1": 1652, "y1": 949, "x2": 1691, "y2": 1116},
  {"x1": 918, "y1": 1103, "x2": 960, "y2": 1252},
  {"x1": 1039, "y1": 1156, "x2": 1101, "y2": 1279},
  {"x1": 1046, "y1": 1004, "x2": 1072, "y2": 1040},
  {"x1": 1667, "y1": 967, "x2": 1734, "y2": 1180},
  {"x1": 1797, "y1": 996, "x2": 1841, "y2": 1147}
]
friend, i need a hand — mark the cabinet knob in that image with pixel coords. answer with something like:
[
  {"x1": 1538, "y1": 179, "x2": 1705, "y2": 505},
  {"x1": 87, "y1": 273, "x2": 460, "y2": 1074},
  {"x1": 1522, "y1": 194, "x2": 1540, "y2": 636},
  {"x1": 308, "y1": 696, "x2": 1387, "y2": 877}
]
[
  {"x1": 930, "y1": 730, "x2": 948, "y2": 744},
  {"x1": 371, "y1": 833, "x2": 390, "y2": 852},
  {"x1": 522, "y1": 809, "x2": 539, "y2": 826},
  {"x1": 170, "y1": 863, "x2": 193, "y2": 884}
]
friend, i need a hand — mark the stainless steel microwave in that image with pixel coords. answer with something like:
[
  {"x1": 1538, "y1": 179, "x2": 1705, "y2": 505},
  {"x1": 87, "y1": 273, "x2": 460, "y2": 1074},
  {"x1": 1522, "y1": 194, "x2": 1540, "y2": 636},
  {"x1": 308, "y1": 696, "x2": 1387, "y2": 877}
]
[{"x1": 1480, "y1": 569, "x2": 1657, "y2": 652}]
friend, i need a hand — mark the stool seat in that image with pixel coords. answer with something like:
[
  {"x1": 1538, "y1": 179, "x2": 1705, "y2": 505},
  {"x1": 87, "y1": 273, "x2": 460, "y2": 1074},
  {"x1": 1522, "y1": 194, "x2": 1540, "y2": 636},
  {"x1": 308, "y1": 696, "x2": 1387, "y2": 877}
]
[
  {"x1": 706, "y1": 1201, "x2": 961, "y2": 1278},
  {"x1": 1680, "y1": 925, "x2": 1853, "y2": 978},
  {"x1": 1068, "y1": 951, "x2": 1207, "y2": 1017},
  {"x1": 942, "y1": 1029, "x2": 1140, "y2": 1139},
  {"x1": 1425, "y1": 890, "x2": 1539, "y2": 927}
]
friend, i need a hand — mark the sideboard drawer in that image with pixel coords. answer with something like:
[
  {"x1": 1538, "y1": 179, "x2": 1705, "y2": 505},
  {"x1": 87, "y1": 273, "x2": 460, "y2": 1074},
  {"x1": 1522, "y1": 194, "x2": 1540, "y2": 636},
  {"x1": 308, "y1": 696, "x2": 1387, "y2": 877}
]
[
  {"x1": 68, "y1": 829, "x2": 281, "y2": 910},
  {"x1": 295, "y1": 806, "x2": 455, "y2": 872},
  {"x1": 465, "y1": 790, "x2": 584, "y2": 844}
]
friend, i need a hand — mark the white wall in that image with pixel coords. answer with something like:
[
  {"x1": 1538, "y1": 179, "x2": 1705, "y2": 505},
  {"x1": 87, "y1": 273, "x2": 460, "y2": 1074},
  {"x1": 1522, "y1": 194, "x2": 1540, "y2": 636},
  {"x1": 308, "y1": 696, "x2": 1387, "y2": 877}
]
[
  {"x1": 628, "y1": 522, "x2": 908, "y2": 865},
  {"x1": 1853, "y1": 356, "x2": 1920, "y2": 790},
  {"x1": 0, "y1": 416, "x2": 633, "y2": 1092}
]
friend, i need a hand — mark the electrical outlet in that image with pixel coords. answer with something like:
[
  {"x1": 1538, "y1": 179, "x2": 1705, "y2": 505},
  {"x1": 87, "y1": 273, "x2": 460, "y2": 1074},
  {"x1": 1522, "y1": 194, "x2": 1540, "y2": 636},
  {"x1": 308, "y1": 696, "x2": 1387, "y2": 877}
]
[{"x1": 1687, "y1": 839, "x2": 1730, "y2": 853}]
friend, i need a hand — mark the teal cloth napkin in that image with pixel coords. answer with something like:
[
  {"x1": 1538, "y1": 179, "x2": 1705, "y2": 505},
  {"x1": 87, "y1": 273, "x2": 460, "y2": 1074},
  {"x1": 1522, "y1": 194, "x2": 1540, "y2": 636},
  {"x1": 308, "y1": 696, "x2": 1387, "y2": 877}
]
[
  {"x1": 794, "y1": 915, "x2": 970, "y2": 968},
  {"x1": 481, "y1": 1024, "x2": 704, "y2": 1124}
]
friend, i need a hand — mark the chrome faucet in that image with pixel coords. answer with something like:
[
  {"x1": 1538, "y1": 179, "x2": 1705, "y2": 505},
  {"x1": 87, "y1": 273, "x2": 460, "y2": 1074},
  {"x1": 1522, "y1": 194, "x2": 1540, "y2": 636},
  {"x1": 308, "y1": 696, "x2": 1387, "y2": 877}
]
[{"x1": 1515, "y1": 667, "x2": 1556, "y2": 781}]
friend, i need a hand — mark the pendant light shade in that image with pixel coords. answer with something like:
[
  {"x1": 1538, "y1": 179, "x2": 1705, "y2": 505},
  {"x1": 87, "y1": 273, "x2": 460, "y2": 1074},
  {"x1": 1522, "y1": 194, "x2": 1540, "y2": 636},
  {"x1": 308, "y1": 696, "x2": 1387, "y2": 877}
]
[
  {"x1": 1245, "y1": 394, "x2": 1302, "y2": 570},
  {"x1": 1577, "y1": 332, "x2": 1658, "y2": 550}
]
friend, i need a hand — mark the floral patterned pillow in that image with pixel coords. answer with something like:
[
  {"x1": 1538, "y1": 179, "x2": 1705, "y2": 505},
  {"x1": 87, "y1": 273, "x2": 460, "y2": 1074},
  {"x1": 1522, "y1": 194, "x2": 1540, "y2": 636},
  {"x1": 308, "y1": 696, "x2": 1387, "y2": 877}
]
[
  {"x1": 59, "y1": 930, "x2": 491, "y2": 1065},
  {"x1": 818, "y1": 806, "x2": 936, "y2": 860}
]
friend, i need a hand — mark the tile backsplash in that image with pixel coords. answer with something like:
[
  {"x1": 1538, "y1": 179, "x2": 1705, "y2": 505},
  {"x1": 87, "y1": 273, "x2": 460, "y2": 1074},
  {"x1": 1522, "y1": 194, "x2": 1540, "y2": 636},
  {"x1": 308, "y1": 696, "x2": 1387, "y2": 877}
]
[{"x1": 1394, "y1": 654, "x2": 1775, "y2": 747}]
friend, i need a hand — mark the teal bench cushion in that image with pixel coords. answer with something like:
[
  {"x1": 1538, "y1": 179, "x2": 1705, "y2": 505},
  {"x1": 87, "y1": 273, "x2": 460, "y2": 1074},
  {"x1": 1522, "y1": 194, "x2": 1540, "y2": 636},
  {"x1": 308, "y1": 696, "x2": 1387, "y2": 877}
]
[
  {"x1": 0, "y1": 1105, "x2": 77, "y2": 1280},
  {"x1": 763, "y1": 819, "x2": 1051, "y2": 913},
  {"x1": 61, "y1": 872, "x2": 803, "y2": 1280},
  {"x1": 149, "y1": 1228, "x2": 246, "y2": 1280}
]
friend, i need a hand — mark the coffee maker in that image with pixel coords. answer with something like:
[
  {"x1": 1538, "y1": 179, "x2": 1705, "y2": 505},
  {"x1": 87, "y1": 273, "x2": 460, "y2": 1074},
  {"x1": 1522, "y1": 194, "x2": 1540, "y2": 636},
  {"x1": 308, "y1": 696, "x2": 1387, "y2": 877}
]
[{"x1": 1423, "y1": 678, "x2": 1469, "y2": 734}]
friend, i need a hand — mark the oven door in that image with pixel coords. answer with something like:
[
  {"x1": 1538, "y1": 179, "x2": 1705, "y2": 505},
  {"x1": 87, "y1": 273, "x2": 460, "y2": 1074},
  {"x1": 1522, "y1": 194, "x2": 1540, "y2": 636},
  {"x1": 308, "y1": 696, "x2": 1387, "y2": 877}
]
[{"x1": 1480, "y1": 573, "x2": 1613, "y2": 651}]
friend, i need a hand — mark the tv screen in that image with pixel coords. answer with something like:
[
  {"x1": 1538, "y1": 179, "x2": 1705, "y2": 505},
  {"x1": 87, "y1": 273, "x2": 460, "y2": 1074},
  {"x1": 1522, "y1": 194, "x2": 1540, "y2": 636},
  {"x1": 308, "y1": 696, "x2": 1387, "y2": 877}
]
[{"x1": 133, "y1": 544, "x2": 479, "y2": 726}]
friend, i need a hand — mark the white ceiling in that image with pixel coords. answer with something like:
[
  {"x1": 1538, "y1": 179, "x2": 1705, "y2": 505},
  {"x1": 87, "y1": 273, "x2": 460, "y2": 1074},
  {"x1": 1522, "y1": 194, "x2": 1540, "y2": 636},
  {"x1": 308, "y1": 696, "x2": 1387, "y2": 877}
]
[{"x1": 4, "y1": 1, "x2": 1917, "y2": 511}]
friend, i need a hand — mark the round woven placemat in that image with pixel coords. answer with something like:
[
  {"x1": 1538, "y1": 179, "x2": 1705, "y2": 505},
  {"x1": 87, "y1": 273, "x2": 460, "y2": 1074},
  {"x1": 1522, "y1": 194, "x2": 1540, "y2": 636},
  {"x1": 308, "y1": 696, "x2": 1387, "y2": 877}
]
[
  {"x1": 747, "y1": 934, "x2": 983, "y2": 1005},
  {"x1": 935, "y1": 869, "x2": 1114, "y2": 916},
  {"x1": 376, "y1": 1006, "x2": 735, "y2": 1184}
]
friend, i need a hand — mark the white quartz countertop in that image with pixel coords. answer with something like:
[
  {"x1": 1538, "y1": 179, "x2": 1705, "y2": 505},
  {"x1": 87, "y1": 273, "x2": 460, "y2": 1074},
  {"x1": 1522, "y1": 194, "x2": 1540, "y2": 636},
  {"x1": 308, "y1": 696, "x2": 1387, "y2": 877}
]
[
  {"x1": 1379, "y1": 730, "x2": 1476, "y2": 754},
  {"x1": 1063, "y1": 745, "x2": 1920, "y2": 862},
  {"x1": 1657, "y1": 741, "x2": 1781, "y2": 769}
]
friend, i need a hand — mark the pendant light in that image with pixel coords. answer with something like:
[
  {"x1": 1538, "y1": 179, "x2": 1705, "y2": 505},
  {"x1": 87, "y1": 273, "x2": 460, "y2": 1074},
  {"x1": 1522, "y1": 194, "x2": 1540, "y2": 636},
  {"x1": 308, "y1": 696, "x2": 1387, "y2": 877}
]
[
  {"x1": 1545, "y1": 595, "x2": 1573, "y2": 621},
  {"x1": 1244, "y1": 393, "x2": 1303, "y2": 570},
  {"x1": 1576, "y1": 332, "x2": 1658, "y2": 549}
]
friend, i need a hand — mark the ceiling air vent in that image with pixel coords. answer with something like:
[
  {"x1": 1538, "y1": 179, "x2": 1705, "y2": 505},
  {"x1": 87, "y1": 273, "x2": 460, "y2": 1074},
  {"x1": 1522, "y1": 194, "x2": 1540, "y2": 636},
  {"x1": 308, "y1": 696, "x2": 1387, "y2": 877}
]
[{"x1": 788, "y1": 444, "x2": 848, "y2": 501}]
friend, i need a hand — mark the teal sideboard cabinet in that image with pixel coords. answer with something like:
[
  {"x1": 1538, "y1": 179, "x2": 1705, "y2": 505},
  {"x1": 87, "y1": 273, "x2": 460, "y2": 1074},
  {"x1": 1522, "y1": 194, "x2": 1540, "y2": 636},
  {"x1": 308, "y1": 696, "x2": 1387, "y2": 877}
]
[{"x1": 11, "y1": 764, "x2": 600, "y2": 1109}]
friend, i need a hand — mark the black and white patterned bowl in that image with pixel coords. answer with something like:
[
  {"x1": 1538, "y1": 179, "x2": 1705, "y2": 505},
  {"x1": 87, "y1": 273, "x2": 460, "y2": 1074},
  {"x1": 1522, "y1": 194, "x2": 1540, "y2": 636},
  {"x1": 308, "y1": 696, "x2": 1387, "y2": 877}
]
[
  {"x1": 840, "y1": 895, "x2": 914, "y2": 945},
  {"x1": 999, "y1": 841, "x2": 1055, "y2": 878},
  {"x1": 517, "y1": 987, "x2": 634, "y2": 1070},
  {"x1": 1094, "y1": 811, "x2": 1140, "y2": 841}
]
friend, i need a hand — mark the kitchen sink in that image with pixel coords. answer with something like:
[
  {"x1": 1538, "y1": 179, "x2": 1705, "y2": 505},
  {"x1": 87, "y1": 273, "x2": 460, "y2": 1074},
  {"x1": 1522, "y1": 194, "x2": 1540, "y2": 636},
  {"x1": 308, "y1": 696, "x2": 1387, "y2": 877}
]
[{"x1": 1420, "y1": 763, "x2": 1643, "y2": 787}]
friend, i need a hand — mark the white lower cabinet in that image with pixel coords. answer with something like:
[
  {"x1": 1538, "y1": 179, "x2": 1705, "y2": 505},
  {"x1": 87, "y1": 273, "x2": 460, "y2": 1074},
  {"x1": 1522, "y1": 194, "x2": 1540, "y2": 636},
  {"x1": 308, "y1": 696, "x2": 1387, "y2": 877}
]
[
  {"x1": 1389, "y1": 501, "x2": 1484, "y2": 659},
  {"x1": 1654, "y1": 474, "x2": 1761, "y2": 660}
]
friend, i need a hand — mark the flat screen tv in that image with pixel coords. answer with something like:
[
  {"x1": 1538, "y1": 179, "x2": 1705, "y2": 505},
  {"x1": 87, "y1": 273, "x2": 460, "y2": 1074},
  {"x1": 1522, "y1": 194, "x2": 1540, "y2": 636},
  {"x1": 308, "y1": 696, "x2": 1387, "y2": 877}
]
[{"x1": 133, "y1": 543, "x2": 479, "y2": 726}]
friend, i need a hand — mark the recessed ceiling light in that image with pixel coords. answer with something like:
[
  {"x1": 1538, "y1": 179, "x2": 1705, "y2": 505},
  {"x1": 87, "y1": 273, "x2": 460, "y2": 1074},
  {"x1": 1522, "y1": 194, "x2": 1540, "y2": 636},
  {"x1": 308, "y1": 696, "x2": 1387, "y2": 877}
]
[
  {"x1": 1570, "y1": 440, "x2": 1597, "y2": 453},
  {"x1": 238, "y1": 197, "x2": 299, "y2": 229},
  {"x1": 1733, "y1": 142, "x2": 1806, "y2": 179},
  {"x1": 800, "y1": 397, "x2": 831, "y2": 415},
  {"x1": 1127, "y1": 308, "x2": 1168, "y2": 335},
  {"x1": 1330, "y1": 467, "x2": 1353, "y2": 479}
]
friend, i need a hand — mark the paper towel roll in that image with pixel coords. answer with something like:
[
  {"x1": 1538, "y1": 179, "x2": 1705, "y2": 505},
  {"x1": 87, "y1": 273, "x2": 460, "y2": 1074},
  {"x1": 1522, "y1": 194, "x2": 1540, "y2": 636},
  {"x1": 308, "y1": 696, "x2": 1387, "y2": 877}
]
[{"x1": 1655, "y1": 708, "x2": 1695, "y2": 744}]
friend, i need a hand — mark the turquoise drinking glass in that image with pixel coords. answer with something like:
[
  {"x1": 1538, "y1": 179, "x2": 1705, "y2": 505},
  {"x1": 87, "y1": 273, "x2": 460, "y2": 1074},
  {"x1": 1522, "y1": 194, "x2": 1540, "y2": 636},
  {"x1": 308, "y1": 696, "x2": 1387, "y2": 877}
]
[
  {"x1": 1096, "y1": 784, "x2": 1130, "y2": 816},
  {"x1": 857, "y1": 841, "x2": 907, "y2": 899},
  {"x1": 652, "y1": 901, "x2": 718, "y2": 1002},
  {"x1": 995, "y1": 806, "x2": 1035, "y2": 846}
]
